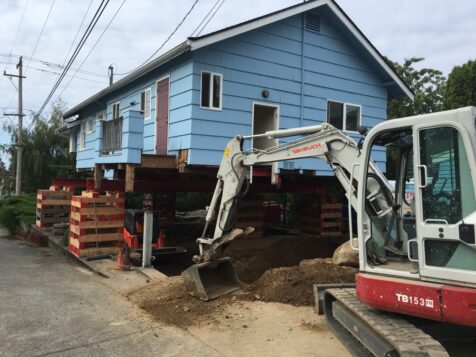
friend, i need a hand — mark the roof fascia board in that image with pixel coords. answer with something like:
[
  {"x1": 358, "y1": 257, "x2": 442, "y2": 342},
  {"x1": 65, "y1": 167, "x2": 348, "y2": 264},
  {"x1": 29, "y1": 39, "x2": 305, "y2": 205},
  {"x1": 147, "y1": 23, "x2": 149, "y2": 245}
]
[
  {"x1": 63, "y1": 41, "x2": 190, "y2": 118},
  {"x1": 190, "y1": 0, "x2": 326, "y2": 51},
  {"x1": 190, "y1": 0, "x2": 413, "y2": 100},
  {"x1": 326, "y1": 1, "x2": 414, "y2": 100}
]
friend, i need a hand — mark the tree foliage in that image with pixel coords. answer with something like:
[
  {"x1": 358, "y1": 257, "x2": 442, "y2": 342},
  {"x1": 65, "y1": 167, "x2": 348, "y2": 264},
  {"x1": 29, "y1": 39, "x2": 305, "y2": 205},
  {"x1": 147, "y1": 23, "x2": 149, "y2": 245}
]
[
  {"x1": 444, "y1": 60, "x2": 476, "y2": 110},
  {"x1": 1, "y1": 100, "x2": 82, "y2": 194},
  {"x1": 386, "y1": 57, "x2": 446, "y2": 119}
]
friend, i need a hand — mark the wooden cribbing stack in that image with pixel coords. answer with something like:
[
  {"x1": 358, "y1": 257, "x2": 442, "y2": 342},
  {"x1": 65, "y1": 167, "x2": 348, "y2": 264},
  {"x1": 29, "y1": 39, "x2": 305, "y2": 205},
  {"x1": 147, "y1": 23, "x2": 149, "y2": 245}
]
[
  {"x1": 36, "y1": 187, "x2": 72, "y2": 230},
  {"x1": 320, "y1": 202, "x2": 348, "y2": 237},
  {"x1": 299, "y1": 193, "x2": 348, "y2": 238},
  {"x1": 234, "y1": 193, "x2": 263, "y2": 238},
  {"x1": 68, "y1": 191, "x2": 125, "y2": 257}
]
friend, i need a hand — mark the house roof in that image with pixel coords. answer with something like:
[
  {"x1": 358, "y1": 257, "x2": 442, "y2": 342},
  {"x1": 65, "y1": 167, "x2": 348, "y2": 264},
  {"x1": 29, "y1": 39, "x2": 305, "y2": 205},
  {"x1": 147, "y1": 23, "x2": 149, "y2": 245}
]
[{"x1": 63, "y1": 0, "x2": 413, "y2": 119}]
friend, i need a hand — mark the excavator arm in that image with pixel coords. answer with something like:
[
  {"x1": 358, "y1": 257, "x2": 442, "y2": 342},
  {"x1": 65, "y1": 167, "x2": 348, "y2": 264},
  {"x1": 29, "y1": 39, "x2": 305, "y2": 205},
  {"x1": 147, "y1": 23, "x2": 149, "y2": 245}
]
[
  {"x1": 196, "y1": 123, "x2": 390, "y2": 263},
  {"x1": 182, "y1": 123, "x2": 394, "y2": 300}
]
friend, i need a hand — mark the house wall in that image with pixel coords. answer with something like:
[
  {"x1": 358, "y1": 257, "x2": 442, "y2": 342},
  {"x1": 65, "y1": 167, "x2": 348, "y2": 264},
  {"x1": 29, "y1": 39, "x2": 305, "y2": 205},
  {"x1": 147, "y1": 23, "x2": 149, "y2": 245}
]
[
  {"x1": 73, "y1": 8, "x2": 392, "y2": 173},
  {"x1": 189, "y1": 10, "x2": 388, "y2": 173},
  {"x1": 75, "y1": 55, "x2": 194, "y2": 169}
]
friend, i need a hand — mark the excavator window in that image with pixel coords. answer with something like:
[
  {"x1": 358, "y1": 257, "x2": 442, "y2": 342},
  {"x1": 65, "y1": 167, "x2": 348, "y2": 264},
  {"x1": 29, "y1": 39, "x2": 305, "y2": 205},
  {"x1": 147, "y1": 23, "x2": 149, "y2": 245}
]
[
  {"x1": 418, "y1": 125, "x2": 476, "y2": 272},
  {"x1": 419, "y1": 126, "x2": 476, "y2": 223},
  {"x1": 365, "y1": 128, "x2": 414, "y2": 268}
]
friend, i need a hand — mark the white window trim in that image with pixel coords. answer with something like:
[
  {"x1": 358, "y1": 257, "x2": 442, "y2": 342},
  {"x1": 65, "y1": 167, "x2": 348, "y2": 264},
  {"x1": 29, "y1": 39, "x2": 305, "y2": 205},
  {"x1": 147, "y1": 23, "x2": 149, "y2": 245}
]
[
  {"x1": 326, "y1": 100, "x2": 362, "y2": 133},
  {"x1": 112, "y1": 101, "x2": 120, "y2": 119},
  {"x1": 79, "y1": 122, "x2": 86, "y2": 151},
  {"x1": 141, "y1": 88, "x2": 152, "y2": 120},
  {"x1": 86, "y1": 117, "x2": 94, "y2": 134},
  {"x1": 96, "y1": 111, "x2": 106, "y2": 121},
  {"x1": 200, "y1": 70, "x2": 223, "y2": 111}
]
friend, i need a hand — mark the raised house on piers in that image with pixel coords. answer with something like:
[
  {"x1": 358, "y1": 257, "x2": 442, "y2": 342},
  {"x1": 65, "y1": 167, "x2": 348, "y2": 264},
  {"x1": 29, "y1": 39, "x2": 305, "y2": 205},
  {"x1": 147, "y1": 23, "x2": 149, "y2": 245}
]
[{"x1": 62, "y1": 0, "x2": 412, "y2": 221}]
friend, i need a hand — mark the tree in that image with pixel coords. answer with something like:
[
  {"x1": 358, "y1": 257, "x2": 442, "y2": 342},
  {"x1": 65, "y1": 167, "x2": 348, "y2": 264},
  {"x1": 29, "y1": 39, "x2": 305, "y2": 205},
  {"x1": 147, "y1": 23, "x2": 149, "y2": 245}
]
[
  {"x1": 444, "y1": 60, "x2": 476, "y2": 110},
  {"x1": 386, "y1": 57, "x2": 446, "y2": 119},
  {"x1": 1, "y1": 99, "x2": 81, "y2": 193},
  {"x1": 383, "y1": 58, "x2": 446, "y2": 179}
]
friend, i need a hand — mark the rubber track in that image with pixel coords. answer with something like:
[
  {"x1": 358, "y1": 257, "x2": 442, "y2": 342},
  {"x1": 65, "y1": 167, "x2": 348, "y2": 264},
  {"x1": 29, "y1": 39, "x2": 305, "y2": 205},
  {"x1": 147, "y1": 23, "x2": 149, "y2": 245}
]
[{"x1": 327, "y1": 288, "x2": 449, "y2": 357}]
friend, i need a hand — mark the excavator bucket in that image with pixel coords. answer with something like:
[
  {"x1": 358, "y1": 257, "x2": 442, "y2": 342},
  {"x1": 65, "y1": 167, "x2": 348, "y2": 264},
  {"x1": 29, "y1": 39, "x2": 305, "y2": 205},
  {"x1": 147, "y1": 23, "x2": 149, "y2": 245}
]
[{"x1": 181, "y1": 257, "x2": 241, "y2": 300}]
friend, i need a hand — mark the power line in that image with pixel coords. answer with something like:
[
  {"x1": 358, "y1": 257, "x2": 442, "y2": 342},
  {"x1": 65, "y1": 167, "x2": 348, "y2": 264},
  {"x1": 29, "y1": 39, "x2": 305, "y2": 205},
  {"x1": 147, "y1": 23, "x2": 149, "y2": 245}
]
[
  {"x1": 190, "y1": 0, "x2": 222, "y2": 37},
  {"x1": 61, "y1": 0, "x2": 95, "y2": 68},
  {"x1": 34, "y1": 0, "x2": 111, "y2": 123},
  {"x1": 29, "y1": 66, "x2": 107, "y2": 84},
  {"x1": 24, "y1": 0, "x2": 57, "y2": 74},
  {"x1": 0, "y1": 53, "x2": 108, "y2": 78},
  {"x1": 5, "y1": 0, "x2": 30, "y2": 71},
  {"x1": 58, "y1": 0, "x2": 127, "y2": 98},
  {"x1": 196, "y1": 0, "x2": 226, "y2": 36},
  {"x1": 116, "y1": 0, "x2": 200, "y2": 76}
]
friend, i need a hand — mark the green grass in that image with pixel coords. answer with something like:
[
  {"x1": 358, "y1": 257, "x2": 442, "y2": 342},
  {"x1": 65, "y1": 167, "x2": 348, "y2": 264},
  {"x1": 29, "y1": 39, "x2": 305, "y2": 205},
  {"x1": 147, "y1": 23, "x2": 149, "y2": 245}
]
[{"x1": 0, "y1": 194, "x2": 36, "y2": 233}]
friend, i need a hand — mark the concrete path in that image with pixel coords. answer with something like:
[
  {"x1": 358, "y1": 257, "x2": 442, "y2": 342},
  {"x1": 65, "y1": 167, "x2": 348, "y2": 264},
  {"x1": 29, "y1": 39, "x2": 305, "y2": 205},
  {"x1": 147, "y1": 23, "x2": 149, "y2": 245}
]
[{"x1": 0, "y1": 235, "x2": 221, "y2": 357}]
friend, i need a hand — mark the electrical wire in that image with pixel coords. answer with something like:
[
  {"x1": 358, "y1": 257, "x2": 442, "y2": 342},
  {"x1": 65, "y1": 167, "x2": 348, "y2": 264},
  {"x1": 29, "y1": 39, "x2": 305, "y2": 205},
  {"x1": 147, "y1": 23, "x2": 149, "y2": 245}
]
[
  {"x1": 4, "y1": 0, "x2": 30, "y2": 71},
  {"x1": 57, "y1": 0, "x2": 127, "y2": 99},
  {"x1": 35, "y1": 0, "x2": 111, "y2": 122},
  {"x1": 61, "y1": 0, "x2": 95, "y2": 68},
  {"x1": 190, "y1": 0, "x2": 221, "y2": 37},
  {"x1": 29, "y1": 66, "x2": 107, "y2": 84},
  {"x1": 0, "y1": 53, "x2": 108, "y2": 78},
  {"x1": 196, "y1": 0, "x2": 226, "y2": 36},
  {"x1": 24, "y1": 0, "x2": 57, "y2": 74},
  {"x1": 116, "y1": 0, "x2": 200, "y2": 76}
]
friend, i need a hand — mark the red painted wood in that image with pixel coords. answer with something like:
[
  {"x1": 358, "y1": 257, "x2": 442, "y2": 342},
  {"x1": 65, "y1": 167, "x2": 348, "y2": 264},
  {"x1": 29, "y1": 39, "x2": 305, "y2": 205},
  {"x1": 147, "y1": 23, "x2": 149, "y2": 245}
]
[{"x1": 156, "y1": 78, "x2": 169, "y2": 155}]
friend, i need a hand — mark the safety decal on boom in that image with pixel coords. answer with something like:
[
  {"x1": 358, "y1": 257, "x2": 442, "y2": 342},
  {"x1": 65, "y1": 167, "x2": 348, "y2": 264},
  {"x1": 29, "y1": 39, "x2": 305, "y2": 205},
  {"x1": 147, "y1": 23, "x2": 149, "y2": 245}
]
[{"x1": 291, "y1": 143, "x2": 321, "y2": 154}]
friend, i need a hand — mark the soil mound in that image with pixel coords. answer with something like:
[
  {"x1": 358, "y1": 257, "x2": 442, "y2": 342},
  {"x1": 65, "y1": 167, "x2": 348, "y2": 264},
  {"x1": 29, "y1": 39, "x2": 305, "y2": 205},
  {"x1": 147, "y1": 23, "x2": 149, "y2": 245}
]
[
  {"x1": 225, "y1": 235, "x2": 335, "y2": 283},
  {"x1": 128, "y1": 277, "x2": 233, "y2": 328},
  {"x1": 241, "y1": 258, "x2": 357, "y2": 306}
]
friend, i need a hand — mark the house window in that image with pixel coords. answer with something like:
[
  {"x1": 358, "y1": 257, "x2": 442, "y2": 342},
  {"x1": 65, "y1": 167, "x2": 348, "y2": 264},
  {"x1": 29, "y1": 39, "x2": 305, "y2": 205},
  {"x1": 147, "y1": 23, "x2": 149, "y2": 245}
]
[
  {"x1": 69, "y1": 130, "x2": 77, "y2": 153},
  {"x1": 140, "y1": 88, "x2": 151, "y2": 119},
  {"x1": 79, "y1": 122, "x2": 86, "y2": 150},
  {"x1": 327, "y1": 101, "x2": 361, "y2": 132},
  {"x1": 85, "y1": 117, "x2": 94, "y2": 133},
  {"x1": 112, "y1": 102, "x2": 120, "y2": 119},
  {"x1": 96, "y1": 111, "x2": 105, "y2": 121},
  {"x1": 201, "y1": 71, "x2": 222, "y2": 110}
]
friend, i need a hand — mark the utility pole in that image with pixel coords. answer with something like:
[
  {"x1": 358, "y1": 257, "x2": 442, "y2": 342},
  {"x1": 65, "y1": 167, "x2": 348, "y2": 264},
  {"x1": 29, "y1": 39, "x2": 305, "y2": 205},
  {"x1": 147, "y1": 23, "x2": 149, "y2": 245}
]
[{"x1": 4, "y1": 57, "x2": 25, "y2": 196}]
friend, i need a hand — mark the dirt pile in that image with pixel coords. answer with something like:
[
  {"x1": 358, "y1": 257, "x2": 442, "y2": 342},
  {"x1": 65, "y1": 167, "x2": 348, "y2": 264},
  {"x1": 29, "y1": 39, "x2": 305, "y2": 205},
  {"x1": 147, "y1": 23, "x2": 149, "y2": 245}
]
[
  {"x1": 241, "y1": 258, "x2": 357, "y2": 306},
  {"x1": 225, "y1": 235, "x2": 335, "y2": 283},
  {"x1": 128, "y1": 276, "x2": 233, "y2": 328}
]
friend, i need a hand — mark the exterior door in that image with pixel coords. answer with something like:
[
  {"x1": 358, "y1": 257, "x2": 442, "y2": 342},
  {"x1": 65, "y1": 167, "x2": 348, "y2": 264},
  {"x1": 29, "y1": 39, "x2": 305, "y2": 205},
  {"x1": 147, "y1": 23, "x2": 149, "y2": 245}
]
[
  {"x1": 414, "y1": 123, "x2": 476, "y2": 285},
  {"x1": 156, "y1": 78, "x2": 169, "y2": 155}
]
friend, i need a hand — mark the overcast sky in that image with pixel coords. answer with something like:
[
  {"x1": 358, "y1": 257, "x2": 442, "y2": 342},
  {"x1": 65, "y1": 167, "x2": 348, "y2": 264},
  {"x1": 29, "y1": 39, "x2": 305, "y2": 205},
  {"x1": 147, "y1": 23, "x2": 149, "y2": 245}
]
[{"x1": 0, "y1": 0, "x2": 475, "y2": 158}]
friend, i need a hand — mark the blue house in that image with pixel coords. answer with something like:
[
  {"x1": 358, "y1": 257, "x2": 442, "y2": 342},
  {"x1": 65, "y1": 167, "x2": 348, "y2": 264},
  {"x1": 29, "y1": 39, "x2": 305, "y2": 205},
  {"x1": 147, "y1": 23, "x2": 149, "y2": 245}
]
[{"x1": 63, "y1": 0, "x2": 412, "y2": 190}]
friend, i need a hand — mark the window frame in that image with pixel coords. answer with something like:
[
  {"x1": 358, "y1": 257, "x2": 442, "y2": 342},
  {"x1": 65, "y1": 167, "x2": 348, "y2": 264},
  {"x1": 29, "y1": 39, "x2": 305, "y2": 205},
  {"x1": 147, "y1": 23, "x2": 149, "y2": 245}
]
[
  {"x1": 96, "y1": 111, "x2": 105, "y2": 121},
  {"x1": 112, "y1": 101, "x2": 120, "y2": 119},
  {"x1": 79, "y1": 122, "x2": 86, "y2": 151},
  {"x1": 140, "y1": 88, "x2": 151, "y2": 120},
  {"x1": 85, "y1": 117, "x2": 94, "y2": 134},
  {"x1": 326, "y1": 100, "x2": 362, "y2": 133},
  {"x1": 200, "y1": 70, "x2": 223, "y2": 111}
]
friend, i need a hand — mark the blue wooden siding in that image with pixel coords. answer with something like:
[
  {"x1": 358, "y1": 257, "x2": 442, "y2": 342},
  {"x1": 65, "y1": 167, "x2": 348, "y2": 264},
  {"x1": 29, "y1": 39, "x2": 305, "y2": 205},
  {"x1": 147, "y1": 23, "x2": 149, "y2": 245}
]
[
  {"x1": 75, "y1": 58, "x2": 194, "y2": 169},
  {"x1": 188, "y1": 10, "x2": 388, "y2": 173},
  {"x1": 74, "y1": 8, "x2": 391, "y2": 174}
]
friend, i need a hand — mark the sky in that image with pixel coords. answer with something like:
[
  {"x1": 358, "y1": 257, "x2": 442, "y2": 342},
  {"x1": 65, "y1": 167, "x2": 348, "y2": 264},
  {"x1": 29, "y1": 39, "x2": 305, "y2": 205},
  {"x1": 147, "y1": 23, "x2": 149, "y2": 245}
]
[{"x1": 0, "y1": 0, "x2": 475, "y2": 162}]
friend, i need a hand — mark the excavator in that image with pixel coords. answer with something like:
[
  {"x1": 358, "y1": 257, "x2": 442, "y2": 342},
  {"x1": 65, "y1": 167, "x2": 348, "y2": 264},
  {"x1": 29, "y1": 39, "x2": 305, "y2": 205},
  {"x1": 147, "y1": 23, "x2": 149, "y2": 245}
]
[{"x1": 182, "y1": 107, "x2": 476, "y2": 356}]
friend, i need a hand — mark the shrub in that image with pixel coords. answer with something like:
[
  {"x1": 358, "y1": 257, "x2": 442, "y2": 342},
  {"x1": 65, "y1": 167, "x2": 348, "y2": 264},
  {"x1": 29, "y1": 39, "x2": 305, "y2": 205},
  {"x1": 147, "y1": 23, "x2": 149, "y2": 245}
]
[{"x1": 0, "y1": 194, "x2": 36, "y2": 233}]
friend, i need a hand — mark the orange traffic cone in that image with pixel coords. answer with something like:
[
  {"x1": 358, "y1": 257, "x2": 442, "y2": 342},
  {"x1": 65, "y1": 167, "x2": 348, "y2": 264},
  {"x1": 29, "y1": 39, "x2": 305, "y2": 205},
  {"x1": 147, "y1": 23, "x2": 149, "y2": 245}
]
[
  {"x1": 157, "y1": 230, "x2": 166, "y2": 248},
  {"x1": 116, "y1": 248, "x2": 124, "y2": 269}
]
